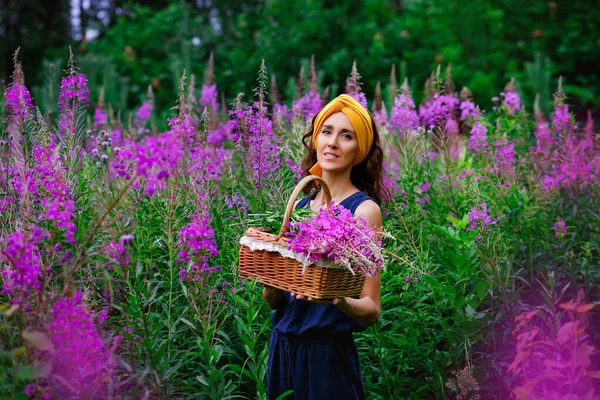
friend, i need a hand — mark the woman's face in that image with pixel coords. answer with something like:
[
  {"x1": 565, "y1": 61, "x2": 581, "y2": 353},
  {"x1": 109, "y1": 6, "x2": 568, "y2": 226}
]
[{"x1": 316, "y1": 112, "x2": 358, "y2": 174}]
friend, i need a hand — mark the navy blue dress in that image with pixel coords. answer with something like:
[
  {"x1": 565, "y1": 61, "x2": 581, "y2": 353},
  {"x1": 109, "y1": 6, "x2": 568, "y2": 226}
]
[{"x1": 267, "y1": 191, "x2": 373, "y2": 400}]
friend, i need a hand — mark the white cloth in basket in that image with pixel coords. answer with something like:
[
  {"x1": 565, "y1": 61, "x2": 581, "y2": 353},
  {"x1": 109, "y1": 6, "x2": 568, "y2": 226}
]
[{"x1": 239, "y1": 235, "x2": 347, "y2": 270}]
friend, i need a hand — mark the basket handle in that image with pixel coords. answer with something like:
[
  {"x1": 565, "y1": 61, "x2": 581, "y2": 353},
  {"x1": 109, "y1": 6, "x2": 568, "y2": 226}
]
[{"x1": 276, "y1": 175, "x2": 332, "y2": 239}]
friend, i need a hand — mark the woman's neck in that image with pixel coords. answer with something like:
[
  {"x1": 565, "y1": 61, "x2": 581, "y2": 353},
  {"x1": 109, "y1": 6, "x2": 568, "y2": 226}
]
[{"x1": 314, "y1": 170, "x2": 358, "y2": 205}]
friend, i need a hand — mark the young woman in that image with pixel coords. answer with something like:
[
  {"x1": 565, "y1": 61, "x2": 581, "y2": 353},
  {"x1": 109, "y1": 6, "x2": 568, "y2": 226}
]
[{"x1": 262, "y1": 94, "x2": 388, "y2": 400}]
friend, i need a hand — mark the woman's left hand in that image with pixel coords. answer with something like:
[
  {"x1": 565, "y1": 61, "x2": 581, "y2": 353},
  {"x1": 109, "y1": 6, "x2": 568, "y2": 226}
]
[{"x1": 290, "y1": 292, "x2": 348, "y2": 307}]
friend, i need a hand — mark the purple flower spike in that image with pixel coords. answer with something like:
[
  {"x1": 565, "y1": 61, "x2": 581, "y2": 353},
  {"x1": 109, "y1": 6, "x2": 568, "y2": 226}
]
[
  {"x1": 286, "y1": 204, "x2": 383, "y2": 277},
  {"x1": 119, "y1": 234, "x2": 134, "y2": 246}
]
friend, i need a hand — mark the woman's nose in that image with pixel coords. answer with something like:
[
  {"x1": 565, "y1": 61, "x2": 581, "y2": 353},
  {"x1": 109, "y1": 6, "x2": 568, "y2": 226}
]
[{"x1": 326, "y1": 133, "x2": 339, "y2": 147}]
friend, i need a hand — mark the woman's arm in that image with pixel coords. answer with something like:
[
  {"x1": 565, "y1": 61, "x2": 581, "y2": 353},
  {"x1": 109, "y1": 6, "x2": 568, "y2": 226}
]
[
  {"x1": 292, "y1": 199, "x2": 383, "y2": 327},
  {"x1": 335, "y1": 199, "x2": 382, "y2": 326},
  {"x1": 334, "y1": 273, "x2": 381, "y2": 326},
  {"x1": 262, "y1": 285, "x2": 285, "y2": 310}
]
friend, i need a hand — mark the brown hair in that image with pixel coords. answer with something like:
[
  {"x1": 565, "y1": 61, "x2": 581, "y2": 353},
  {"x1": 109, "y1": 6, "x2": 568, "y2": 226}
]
[{"x1": 300, "y1": 111, "x2": 389, "y2": 205}]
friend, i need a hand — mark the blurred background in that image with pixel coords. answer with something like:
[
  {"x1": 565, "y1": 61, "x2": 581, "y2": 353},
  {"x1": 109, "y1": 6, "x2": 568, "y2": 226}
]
[{"x1": 1, "y1": 0, "x2": 599, "y2": 123}]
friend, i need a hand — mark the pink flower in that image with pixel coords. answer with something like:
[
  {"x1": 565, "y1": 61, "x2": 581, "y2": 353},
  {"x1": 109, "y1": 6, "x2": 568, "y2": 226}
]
[
  {"x1": 490, "y1": 140, "x2": 515, "y2": 174},
  {"x1": 93, "y1": 107, "x2": 108, "y2": 130},
  {"x1": 373, "y1": 106, "x2": 389, "y2": 128},
  {"x1": 178, "y1": 213, "x2": 219, "y2": 280},
  {"x1": 207, "y1": 122, "x2": 232, "y2": 146},
  {"x1": 57, "y1": 73, "x2": 90, "y2": 137},
  {"x1": 419, "y1": 93, "x2": 459, "y2": 126},
  {"x1": 1, "y1": 229, "x2": 45, "y2": 306},
  {"x1": 133, "y1": 101, "x2": 154, "y2": 127},
  {"x1": 554, "y1": 218, "x2": 566, "y2": 238},
  {"x1": 552, "y1": 104, "x2": 575, "y2": 135},
  {"x1": 47, "y1": 292, "x2": 114, "y2": 397},
  {"x1": 286, "y1": 203, "x2": 383, "y2": 277},
  {"x1": 532, "y1": 122, "x2": 554, "y2": 158},
  {"x1": 292, "y1": 91, "x2": 322, "y2": 120},
  {"x1": 4, "y1": 81, "x2": 34, "y2": 119},
  {"x1": 272, "y1": 103, "x2": 290, "y2": 123},
  {"x1": 459, "y1": 100, "x2": 477, "y2": 122},
  {"x1": 231, "y1": 101, "x2": 282, "y2": 190},
  {"x1": 467, "y1": 202, "x2": 497, "y2": 230},
  {"x1": 468, "y1": 121, "x2": 488, "y2": 153},
  {"x1": 445, "y1": 118, "x2": 459, "y2": 136},
  {"x1": 390, "y1": 93, "x2": 419, "y2": 134},
  {"x1": 503, "y1": 91, "x2": 521, "y2": 114},
  {"x1": 199, "y1": 84, "x2": 219, "y2": 113},
  {"x1": 349, "y1": 92, "x2": 368, "y2": 109},
  {"x1": 102, "y1": 240, "x2": 130, "y2": 268}
]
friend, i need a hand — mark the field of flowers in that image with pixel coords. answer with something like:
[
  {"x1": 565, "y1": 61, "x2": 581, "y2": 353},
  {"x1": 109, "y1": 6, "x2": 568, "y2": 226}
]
[{"x1": 1, "y1": 50, "x2": 599, "y2": 399}]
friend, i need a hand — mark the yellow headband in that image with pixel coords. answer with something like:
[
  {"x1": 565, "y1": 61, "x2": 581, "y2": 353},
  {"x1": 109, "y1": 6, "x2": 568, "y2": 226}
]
[{"x1": 308, "y1": 94, "x2": 373, "y2": 177}]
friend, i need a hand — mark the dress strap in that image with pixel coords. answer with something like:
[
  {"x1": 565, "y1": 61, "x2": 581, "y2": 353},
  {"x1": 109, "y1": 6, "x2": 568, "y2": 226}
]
[
  {"x1": 339, "y1": 192, "x2": 373, "y2": 215},
  {"x1": 295, "y1": 191, "x2": 373, "y2": 215},
  {"x1": 295, "y1": 192, "x2": 317, "y2": 210}
]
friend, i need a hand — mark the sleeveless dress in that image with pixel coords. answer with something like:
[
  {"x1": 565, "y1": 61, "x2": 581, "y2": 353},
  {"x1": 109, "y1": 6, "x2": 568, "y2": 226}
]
[{"x1": 267, "y1": 191, "x2": 373, "y2": 400}]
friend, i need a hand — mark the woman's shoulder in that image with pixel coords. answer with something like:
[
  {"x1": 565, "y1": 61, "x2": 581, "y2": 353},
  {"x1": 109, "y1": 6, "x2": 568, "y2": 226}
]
[{"x1": 354, "y1": 198, "x2": 382, "y2": 228}]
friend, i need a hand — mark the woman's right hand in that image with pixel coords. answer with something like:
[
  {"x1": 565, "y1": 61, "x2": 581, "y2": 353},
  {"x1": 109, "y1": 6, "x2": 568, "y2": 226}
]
[{"x1": 262, "y1": 285, "x2": 285, "y2": 310}]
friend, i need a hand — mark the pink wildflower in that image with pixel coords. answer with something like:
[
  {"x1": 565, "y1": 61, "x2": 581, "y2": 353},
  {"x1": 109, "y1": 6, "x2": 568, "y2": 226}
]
[
  {"x1": 57, "y1": 73, "x2": 90, "y2": 137},
  {"x1": 419, "y1": 93, "x2": 459, "y2": 126},
  {"x1": 467, "y1": 202, "x2": 497, "y2": 231},
  {"x1": 286, "y1": 203, "x2": 383, "y2": 277},
  {"x1": 1, "y1": 228, "x2": 46, "y2": 306},
  {"x1": 47, "y1": 292, "x2": 114, "y2": 397},
  {"x1": 490, "y1": 140, "x2": 515, "y2": 174},
  {"x1": 554, "y1": 218, "x2": 566, "y2": 239},
  {"x1": 178, "y1": 213, "x2": 220, "y2": 281},
  {"x1": 133, "y1": 101, "x2": 153, "y2": 127},
  {"x1": 459, "y1": 100, "x2": 477, "y2": 122},
  {"x1": 468, "y1": 121, "x2": 488, "y2": 153},
  {"x1": 199, "y1": 84, "x2": 219, "y2": 113},
  {"x1": 292, "y1": 91, "x2": 322, "y2": 120},
  {"x1": 93, "y1": 107, "x2": 108, "y2": 130},
  {"x1": 503, "y1": 91, "x2": 521, "y2": 114},
  {"x1": 390, "y1": 93, "x2": 419, "y2": 134},
  {"x1": 4, "y1": 81, "x2": 34, "y2": 119}
]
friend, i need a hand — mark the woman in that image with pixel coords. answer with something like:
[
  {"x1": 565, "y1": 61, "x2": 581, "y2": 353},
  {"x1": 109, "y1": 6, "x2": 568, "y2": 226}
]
[{"x1": 262, "y1": 94, "x2": 387, "y2": 400}]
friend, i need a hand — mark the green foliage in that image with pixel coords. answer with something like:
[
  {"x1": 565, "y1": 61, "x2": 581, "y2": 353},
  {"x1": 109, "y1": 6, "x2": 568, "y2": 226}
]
[
  {"x1": 19, "y1": 0, "x2": 597, "y2": 123},
  {"x1": 1, "y1": 44, "x2": 599, "y2": 400},
  {"x1": 82, "y1": 2, "x2": 198, "y2": 112}
]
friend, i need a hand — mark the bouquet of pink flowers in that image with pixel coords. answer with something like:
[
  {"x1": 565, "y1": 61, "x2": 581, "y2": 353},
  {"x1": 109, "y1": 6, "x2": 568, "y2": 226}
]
[{"x1": 285, "y1": 203, "x2": 383, "y2": 277}]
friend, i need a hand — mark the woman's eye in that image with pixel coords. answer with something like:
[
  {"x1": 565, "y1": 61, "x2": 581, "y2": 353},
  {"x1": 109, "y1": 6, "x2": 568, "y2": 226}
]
[
  {"x1": 342, "y1": 133, "x2": 353, "y2": 139},
  {"x1": 321, "y1": 130, "x2": 331, "y2": 135}
]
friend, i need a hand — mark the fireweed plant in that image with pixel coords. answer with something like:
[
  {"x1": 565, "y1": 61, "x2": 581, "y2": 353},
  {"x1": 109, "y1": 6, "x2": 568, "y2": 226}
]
[
  {"x1": 1, "y1": 50, "x2": 599, "y2": 399},
  {"x1": 286, "y1": 203, "x2": 384, "y2": 277},
  {"x1": 508, "y1": 277, "x2": 600, "y2": 400}
]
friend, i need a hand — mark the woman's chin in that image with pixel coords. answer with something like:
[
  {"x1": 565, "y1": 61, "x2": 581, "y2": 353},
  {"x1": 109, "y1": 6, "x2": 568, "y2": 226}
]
[{"x1": 319, "y1": 164, "x2": 352, "y2": 175}]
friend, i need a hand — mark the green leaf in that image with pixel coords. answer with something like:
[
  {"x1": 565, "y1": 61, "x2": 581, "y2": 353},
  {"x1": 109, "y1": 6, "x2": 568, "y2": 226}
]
[
  {"x1": 12, "y1": 361, "x2": 52, "y2": 381},
  {"x1": 465, "y1": 304, "x2": 476, "y2": 318},
  {"x1": 14, "y1": 365, "x2": 37, "y2": 381},
  {"x1": 229, "y1": 364, "x2": 255, "y2": 380},
  {"x1": 275, "y1": 390, "x2": 295, "y2": 400},
  {"x1": 196, "y1": 374, "x2": 209, "y2": 387},
  {"x1": 179, "y1": 318, "x2": 197, "y2": 332}
]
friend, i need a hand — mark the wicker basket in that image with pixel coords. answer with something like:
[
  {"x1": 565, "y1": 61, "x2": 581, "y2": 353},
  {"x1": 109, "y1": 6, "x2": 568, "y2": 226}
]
[{"x1": 238, "y1": 175, "x2": 366, "y2": 299}]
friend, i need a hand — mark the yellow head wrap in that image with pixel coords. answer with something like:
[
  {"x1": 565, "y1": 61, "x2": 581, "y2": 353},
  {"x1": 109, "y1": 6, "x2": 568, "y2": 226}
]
[{"x1": 308, "y1": 94, "x2": 373, "y2": 177}]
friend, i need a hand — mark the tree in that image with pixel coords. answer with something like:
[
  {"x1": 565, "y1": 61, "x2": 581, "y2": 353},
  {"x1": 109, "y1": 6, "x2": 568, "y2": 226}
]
[{"x1": 0, "y1": 0, "x2": 71, "y2": 84}]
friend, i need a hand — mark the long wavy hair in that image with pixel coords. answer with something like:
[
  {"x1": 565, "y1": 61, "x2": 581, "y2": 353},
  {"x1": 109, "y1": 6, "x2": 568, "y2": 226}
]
[{"x1": 300, "y1": 111, "x2": 389, "y2": 205}]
